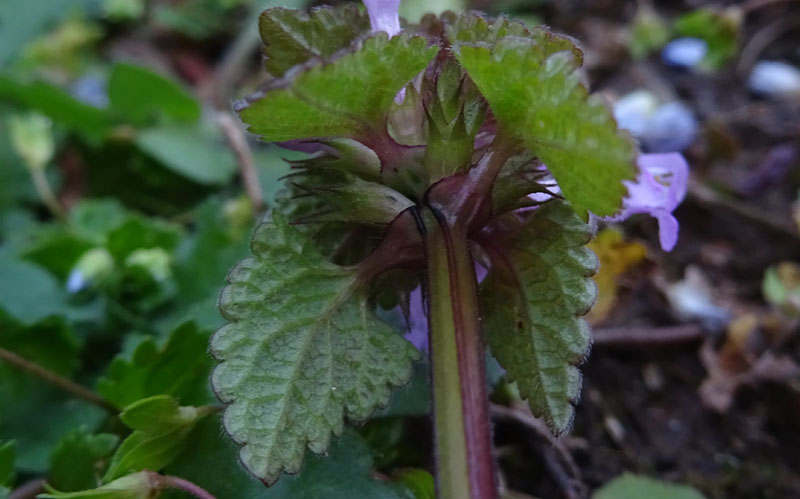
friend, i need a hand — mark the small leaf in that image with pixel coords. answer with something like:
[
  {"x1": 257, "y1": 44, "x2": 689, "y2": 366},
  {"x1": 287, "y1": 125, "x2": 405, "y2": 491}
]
[
  {"x1": 239, "y1": 33, "x2": 437, "y2": 142},
  {"x1": 593, "y1": 473, "x2": 705, "y2": 499},
  {"x1": 49, "y1": 429, "x2": 119, "y2": 492},
  {"x1": 103, "y1": 396, "x2": 214, "y2": 482},
  {"x1": 97, "y1": 322, "x2": 213, "y2": 408},
  {"x1": 259, "y1": 5, "x2": 370, "y2": 78},
  {"x1": 135, "y1": 125, "x2": 237, "y2": 185},
  {"x1": 481, "y1": 202, "x2": 596, "y2": 433},
  {"x1": 108, "y1": 63, "x2": 200, "y2": 125},
  {"x1": 211, "y1": 212, "x2": 418, "y2": 483},
  {"x1": 454, "y1": 33, "x2": 636, "y2": 218},
  {"x1": 393, "y1": 468, "x2": 435, "y2": 499},
  {"x1": 105, "y1": 216, "x2": 182, "y2": 263},
  {"x1": 0, "y1": 249, "x2": 68, "y2": 324},
  {"x1": 40, "y1": 471, "x2": 154, "y2": 499},
  {"x1": 68, "y1": 199, "x2": 129, "y2": 245},
  {"x1": 674, "y1": 8, "x2": 740, "y2": 71}
]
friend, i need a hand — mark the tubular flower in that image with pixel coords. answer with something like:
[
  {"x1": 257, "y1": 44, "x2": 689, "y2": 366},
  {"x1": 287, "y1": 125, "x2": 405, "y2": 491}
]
[
  {"x1": 363, "y1": 0, "x2": 402, "y2": 37},
  {"x1": 603, "y1": 152, "x2": 689, "y2": 252}
]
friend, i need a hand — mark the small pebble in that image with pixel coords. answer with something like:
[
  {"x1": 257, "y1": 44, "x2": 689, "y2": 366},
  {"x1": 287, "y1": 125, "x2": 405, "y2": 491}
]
[
  {"x1": 661, "y1": 37, "x2": 707, "y2": 68},
  {"x1": 748, "y1": 61, "x2": 800, "y2": 100},
  {"x1": 614, "y1": 91, "x2": 697, "y2": 152}
]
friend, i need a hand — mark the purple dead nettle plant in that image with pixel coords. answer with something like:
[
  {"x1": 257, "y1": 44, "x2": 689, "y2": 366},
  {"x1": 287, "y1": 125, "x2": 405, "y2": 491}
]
[{"x1": 211, "y1": 1, "x2": 689, "y2": 498}]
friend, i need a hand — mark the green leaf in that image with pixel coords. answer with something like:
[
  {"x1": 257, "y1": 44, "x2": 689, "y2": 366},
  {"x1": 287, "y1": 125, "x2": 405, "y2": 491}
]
[
  {"x1": 393, "y1": 469, "x2": 435, "y2": 499},
  {"x1": 0, "y1": 76, "x2": 110, "y2": 139},
  {"x1": 454, "y1": 35, "x2": 636, "y2": 218},
  {"x1": 0, "y1": 0, "x2": 95, "y2": 65},
  {"x1": 97, "y1": 321, "x2": 213, "y2": 408},
  {"x1": 165, "y1": 414, "x2": 411, "y2": 499},
  {"x1": 40, "y1": 471, "x2": 154, "y2": 499},
  {"x1": 103, "y1": 395, "x2": 214, "y2": 482},
  {"x1": 239, "y1": 33, "x2": 437, "y2": 142},
  {"x1": 49, "y1": 429, "x2": 119, "y2": 492},
  {"x1": 0, "y1": 248, "x2": 67, "y2": 324},
  {"x1": 481, "y1": 202, "x2": 596, "y2": 433},
  {"x1": 0, "y1": 441, "x2": 14, "y2": 487},
  {"x1": 593, "y1": 473, "x2": 706, "y2": 499},
  {"x1": 68, "y1": 199, "x2": 130, "y2": 245},
  {"x1": 135, "y1": 125, "x2": 237, "y2": 185},
  {"x1": 0, "y1": 312, "x2": 104, "y2": 472},
  {"x1": 105, "y1": 216, "x2": 182, "y2": 263},
  {"x1": 674, "y1": 8, "x2": 739, "y2": 71},
  {"x1": 20, "y1": 228, "x2": 95, "y2": 281},
  {"x1": 629, "y1": 7, "x2": 670, "y2": 60},
  {"x1": 212, "y1": 212, "x2": 418, "y2": 484},
  {"x1": 171, "y1": 199, "x2": 252, "y2": 330},
  {"x1": 259, "y1": 5, "x2": 370, "y2": 78},
  {"x1": 108, "y1": 63, "x2": 200, "y2": 125}
]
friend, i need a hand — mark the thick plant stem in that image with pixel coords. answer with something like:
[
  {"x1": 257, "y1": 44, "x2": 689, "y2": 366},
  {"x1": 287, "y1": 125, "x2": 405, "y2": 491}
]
[{"x1": 423, "y1": 209, "x2": 497, "y2": 499}]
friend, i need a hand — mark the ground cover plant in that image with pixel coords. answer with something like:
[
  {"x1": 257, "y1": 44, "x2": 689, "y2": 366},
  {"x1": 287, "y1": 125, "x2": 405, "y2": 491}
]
[{"x1": 1, "y1": 0, "x2": 799, "y2": 498}]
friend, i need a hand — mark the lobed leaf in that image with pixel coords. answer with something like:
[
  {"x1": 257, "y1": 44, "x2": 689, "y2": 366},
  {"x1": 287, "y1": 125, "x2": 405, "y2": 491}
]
[
  {"x1": 454, "y1": 36, "x2": 636, "y2": 218},
  {"x1": 49, "y1": 429, "x2": 119, "y2": 492},
  {"x1": 239, "y1": 33, "x2": 437, "y2": 143},
  {"x1": 481, "y1": 202, "x2": 597, "y2": 433},
  {"x1": 259, "y1": 5, "x2": 370, "y2": 78},
  {"x1": 211, "y1": 212, "x2": 418, "y2": 484},
  {"x1": 97, "y1": 321, "x2": 213, "y2": 409}
]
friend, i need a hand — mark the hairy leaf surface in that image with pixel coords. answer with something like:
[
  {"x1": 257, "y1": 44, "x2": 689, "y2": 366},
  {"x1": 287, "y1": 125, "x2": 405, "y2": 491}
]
[
  {"x1": 481, "y1": 202, "x2": 596, "y2": 432},
  {"x1": 454, "y1": 36, "x2": 636, "y2": 218},
  {"x1": 260, "y1": 5, "x2": 370, "y2": 78},
  {"x1": 211, "y1": 213, "x2": 418, "y2": 483},
  {"x1": 239, "y1": 34, "x2": 437, "y2": 142}
]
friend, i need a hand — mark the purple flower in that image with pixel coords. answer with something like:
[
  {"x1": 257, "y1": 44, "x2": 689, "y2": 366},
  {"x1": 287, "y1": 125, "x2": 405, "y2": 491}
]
[
  {"x1": 363, "y1": 0, "x2": 402, "y2": 37},
  {"x1": 603, "y1": 152, "x2": 689, "y2": 252}
]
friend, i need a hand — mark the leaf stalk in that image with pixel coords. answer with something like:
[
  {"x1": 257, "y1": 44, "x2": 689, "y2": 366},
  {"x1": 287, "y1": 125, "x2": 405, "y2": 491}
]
[{"x1": 423, "y1": 208, "x2": 497, "y2": 499}]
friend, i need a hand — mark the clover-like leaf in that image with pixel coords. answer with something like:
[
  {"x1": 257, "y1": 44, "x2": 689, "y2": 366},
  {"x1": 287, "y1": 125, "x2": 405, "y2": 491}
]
[
  {"x1": 97, "y1": 321, "x2": 213, "y2": 409},
  {"x1": 260, "y1": 5, "x2": 370, "y2": 78},
  {"x1": 211, "y1": 212, "x2": 418, "y2": 484},
  {"x1": 239, "y1": 33, "x2": 437, "y2": 143},
  {"x1": 454, "y1": 35, "x2": 636, "y2": 218},
  {"x1": 49, "y1": 429, "x2": 119, "y2": 492},
  {"x1": 481, "y1": 202, "x2": 597, "y2": 433}
]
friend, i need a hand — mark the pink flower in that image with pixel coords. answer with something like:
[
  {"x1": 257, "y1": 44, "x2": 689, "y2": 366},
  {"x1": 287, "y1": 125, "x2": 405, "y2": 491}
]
[
  {"x1": 363, "y1": 0, "x2": 402, "y2": 37},
  {"x1": 603, "y1": 152, "x2": 689, "y2": 252}
]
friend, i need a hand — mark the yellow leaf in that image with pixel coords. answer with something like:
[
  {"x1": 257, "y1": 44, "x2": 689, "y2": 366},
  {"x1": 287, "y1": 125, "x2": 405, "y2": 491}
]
[{"x1": 587, "y1": 229, "x2": 646, "y2": 323}]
